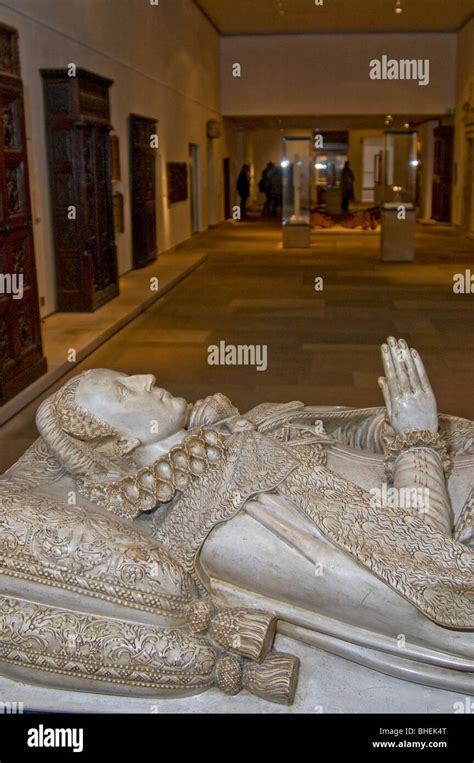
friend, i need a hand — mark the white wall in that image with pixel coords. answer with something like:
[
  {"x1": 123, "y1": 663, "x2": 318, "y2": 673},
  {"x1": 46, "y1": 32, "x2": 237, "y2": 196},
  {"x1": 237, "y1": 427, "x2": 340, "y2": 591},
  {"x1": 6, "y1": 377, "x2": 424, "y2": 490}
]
[
  {"x1": 0, "y1": 0, "x2": 232, "y2": 317},
  {"x1": 347, "y1": 130, "x2": 383, "y2": 202},
  {"x1": 221, "y1": 33, "x2": 456, "y2": 116},
  {"x1": 453, "y1": 17, "x2": 474, "y2": 228}
]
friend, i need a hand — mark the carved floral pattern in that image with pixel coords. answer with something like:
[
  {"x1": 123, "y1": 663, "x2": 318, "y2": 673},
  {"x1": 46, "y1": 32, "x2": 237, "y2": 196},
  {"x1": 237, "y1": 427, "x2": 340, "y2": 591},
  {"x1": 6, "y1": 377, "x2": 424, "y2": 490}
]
[
  {"x1": 17, "y1": 303, "x2": 33, "y2": 347},
  {"x1": 277, "y1": 462, "x2": 474, "y2": 629},
  {"x1": 6, "y1": 167, "x2": 21, "y2": 214},
  {"x1": 2, "y1": 103, "x2": 17, "y2": 149},
  {"x1": 0, "y1": 473, "x2": 198, "y2": 617},
  {"x1": 152, "y1": 426, "x2": 473, "y2": 629},
  {"x1": 0, "y1": 26, "x2": 20, "y2": 77},
  {"x1": 0, "y1": 320, "x2": 9, "y2": 364},
  {"x1": 0, "y1": 595, "x2": 218, "y2": 692},
  {"x1": 150, "y1": 431, "x2": 299, "y2": 577}
]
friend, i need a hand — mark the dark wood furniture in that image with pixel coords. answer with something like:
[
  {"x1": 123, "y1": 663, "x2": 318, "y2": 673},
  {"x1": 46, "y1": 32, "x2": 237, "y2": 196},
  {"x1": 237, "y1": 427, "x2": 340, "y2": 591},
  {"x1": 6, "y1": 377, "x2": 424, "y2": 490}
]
[
  {"x1": 432, "y1": 125, "x2": 454, "y2": 223},
  {"x1": 41, "y1": 68, "x2": 119, "y2": 311},
  {"x1": 0, "y1": 23, "x2": 47, "y2": 405},
  {"x1": 129, "y1": 114, "x2": 158, "y2": 268},
  {"x1": 167, "y1": 162, "x2": 188, "y2": 204}
]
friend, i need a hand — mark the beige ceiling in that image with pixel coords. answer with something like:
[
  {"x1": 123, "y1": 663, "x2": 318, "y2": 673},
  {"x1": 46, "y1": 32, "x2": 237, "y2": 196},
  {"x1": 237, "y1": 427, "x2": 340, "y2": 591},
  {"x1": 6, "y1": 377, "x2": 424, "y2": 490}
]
[{"x1": 195, "y1": 0, "x2": 474, "y2": 34}]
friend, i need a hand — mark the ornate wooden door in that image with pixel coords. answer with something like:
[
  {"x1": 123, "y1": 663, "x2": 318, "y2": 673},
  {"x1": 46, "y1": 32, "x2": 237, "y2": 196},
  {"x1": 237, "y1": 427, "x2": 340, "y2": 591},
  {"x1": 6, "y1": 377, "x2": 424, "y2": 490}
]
[
  {"x1": 82, "y1": 124, "x2": 118, "y2": 297},
  {"x1": 0, "y1": 23, "x2": 46, "y2": 405},
  {"x1": 129, "y1": 114, "x2": 157, "y2": 268},
  {"x1": 41, "y1": 68, "x2": 119, "y2": 311},
  {"x1": 432, "y1": 126, "x2": 454, "y2": 222}
]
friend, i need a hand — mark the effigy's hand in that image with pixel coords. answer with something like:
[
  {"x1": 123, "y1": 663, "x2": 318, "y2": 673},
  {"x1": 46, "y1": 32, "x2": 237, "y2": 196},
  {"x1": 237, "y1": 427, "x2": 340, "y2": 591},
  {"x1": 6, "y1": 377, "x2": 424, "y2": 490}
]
[
  {"x1": 378, "y1": 337, "x2": 438, "y2": 435},
  {"x1": 187, "y1": 394, "x2": 239, "y2": 428}
]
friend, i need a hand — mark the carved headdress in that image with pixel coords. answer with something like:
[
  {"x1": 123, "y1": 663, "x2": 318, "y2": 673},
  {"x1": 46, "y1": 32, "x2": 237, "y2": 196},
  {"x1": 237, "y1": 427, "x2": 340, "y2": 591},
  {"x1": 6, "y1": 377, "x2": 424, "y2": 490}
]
[
  {"x1": 36, "y1": 371, "x2": 129, "y2": 479},
  {"x1": 35, "y1": 372, "x2": 232, "y2": 520}
]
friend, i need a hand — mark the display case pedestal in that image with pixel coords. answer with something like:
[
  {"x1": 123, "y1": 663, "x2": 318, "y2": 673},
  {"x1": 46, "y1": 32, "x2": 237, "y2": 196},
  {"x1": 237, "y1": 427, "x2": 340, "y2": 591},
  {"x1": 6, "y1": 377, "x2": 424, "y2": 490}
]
[
  {"x1": 381, "y1": 208, "x2": 416, "y2": 262},
  {"x1": 324, "y1": 187, "x2": 342, "y2": 215},
  {"x1": 283, "y1": 224, "x2": 311, "y2": 248}
]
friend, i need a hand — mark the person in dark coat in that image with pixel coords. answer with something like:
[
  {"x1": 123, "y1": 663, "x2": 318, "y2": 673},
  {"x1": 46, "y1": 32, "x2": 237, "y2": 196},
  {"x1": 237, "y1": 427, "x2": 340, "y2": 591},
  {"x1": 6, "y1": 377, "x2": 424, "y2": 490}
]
[
  {"x1": 341, "y1": 160, "x2": 355, "y2": 213},
  {"x1": 259, "y1": 162, "x2": 275, "y2": 217},
  {"x1": 269, "y1": 165, "x2": 283, "y2": 218},
  {"x1": 236, "y1": 164, "x2": 250, "y2": 219}
]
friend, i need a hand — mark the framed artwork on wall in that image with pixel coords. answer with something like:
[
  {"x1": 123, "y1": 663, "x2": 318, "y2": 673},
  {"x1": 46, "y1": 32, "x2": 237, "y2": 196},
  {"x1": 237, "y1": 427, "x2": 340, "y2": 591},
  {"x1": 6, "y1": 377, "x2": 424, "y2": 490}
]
[{"x1": 167, "y1": 161, "x2": 188, "y2": 204}]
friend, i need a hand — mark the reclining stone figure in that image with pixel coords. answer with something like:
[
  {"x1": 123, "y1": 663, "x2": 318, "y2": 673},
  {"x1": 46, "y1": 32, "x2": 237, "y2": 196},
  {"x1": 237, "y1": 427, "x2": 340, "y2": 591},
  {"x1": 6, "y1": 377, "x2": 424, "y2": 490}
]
[{"x1": 0, "y1": 337, "x2": 472, "y2": 705}]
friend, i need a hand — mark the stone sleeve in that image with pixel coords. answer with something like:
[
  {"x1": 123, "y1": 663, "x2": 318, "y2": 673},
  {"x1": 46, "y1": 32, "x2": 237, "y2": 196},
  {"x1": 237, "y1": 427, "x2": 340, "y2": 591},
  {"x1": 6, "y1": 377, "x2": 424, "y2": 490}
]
[{"x1": 393, "y1": 447, "x2": 454, "y2": 536}]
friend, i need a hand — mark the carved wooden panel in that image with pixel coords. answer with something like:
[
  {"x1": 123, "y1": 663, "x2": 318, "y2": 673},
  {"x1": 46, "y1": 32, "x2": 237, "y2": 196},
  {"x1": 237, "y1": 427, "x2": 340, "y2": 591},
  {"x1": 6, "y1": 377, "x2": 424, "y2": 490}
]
[
  {"x1": 41, "y1": 69, "x2": 118, "y2": 311},
  {"x1": 45, "y1": 82, "x2": 70, "y2": 116},
  {"x1": 0, "y1": 23, "x2": 20, "y2": 77},
  {"x1": 0, "y1": 22, "x2": 47, "y2": 405},
  {"x1": 129, "y1": 114, "x2": 157, "y2": 268}
]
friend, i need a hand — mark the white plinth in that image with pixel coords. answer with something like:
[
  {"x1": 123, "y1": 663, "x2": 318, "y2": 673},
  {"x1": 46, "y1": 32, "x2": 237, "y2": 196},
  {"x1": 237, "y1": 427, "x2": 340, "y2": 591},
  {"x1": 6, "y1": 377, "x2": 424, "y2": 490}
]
[
  {"x1": 283, "y1": 224, "x2": 311, "y2": 248},
  {"x1": 381, "y1": 208, "x2": 416, "y2": 261},
  {"x1": 0, "y1": 634, "x2": 469, "y2": 714}
]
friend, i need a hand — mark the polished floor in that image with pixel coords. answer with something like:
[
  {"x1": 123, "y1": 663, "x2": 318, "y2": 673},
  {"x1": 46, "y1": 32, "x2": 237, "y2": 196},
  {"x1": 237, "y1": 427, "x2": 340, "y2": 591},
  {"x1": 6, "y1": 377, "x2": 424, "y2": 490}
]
[{"x1": 1, "y1": 220, "x2": 473, "y2": 472}]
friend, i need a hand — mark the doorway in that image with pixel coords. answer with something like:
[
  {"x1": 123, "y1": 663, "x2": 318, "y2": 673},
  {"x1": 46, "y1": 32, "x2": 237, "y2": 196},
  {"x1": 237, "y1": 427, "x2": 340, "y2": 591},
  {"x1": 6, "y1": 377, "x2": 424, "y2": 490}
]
[
  {"x1": 189, "y1": 143, "x2": 201, "y2": 234},
  {"x1": 207, "y1": 139, "x2": 216, "y2": 227},
  {"x1": 223, "y1": 157, "x2": 231, "y2": 219},
  {"x1": 362, "y1": 137, "x2": 383, "y2": 203}
]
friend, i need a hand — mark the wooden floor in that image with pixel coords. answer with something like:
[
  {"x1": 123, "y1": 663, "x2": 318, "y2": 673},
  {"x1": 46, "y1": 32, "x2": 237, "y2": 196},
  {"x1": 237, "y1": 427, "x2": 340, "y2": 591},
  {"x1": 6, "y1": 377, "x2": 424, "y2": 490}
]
[{"x1": 1, "y1": 221, "x2": 473, "y2": 472}]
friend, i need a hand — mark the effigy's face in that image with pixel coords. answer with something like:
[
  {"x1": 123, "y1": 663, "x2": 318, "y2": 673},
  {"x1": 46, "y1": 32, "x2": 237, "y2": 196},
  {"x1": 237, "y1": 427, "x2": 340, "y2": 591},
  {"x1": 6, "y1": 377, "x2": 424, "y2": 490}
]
[{"x1": 75, "y1": 369, "x2": 188, "y2": 444}]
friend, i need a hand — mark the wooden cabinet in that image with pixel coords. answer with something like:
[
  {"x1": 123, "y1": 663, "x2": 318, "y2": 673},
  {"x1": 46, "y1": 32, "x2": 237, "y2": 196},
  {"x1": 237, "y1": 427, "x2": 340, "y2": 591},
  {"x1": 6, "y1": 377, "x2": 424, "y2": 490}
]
[
  {"x1": 432, "y1": 125, "x2": 454, "y2": 223},
  {"x1": 129, "y1": 114, "x2": 158, "y2": 268},
  {"x1": 0, "y1": 23, "x2": 47, "y2": 405},
  {"x1": 41, "y1": 68, "x2": 119, "y2": 311}
]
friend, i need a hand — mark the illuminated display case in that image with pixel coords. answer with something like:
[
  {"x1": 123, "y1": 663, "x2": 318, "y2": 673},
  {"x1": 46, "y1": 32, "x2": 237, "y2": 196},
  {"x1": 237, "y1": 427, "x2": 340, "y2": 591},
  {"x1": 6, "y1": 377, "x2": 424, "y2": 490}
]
[
  {"x1": 382, "y1": 130, "x2": 417, "y2": 208},
  {"x1": 282, "y1": 137, "x2": 311, "y2": 226}
]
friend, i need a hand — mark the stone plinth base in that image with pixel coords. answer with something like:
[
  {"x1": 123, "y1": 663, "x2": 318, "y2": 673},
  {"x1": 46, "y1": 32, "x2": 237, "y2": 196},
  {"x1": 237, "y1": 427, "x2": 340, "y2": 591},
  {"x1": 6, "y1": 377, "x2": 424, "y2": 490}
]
[{"x1": 283, "y1": 224, "x2": 311, "y2": 248}]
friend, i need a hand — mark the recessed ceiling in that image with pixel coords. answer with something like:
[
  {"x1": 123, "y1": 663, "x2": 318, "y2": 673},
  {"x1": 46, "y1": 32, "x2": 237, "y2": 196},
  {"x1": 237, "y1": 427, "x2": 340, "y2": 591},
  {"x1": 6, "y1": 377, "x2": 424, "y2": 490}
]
[{"x1": 195, "y1": 0, "x2": 474, "y2": 35}]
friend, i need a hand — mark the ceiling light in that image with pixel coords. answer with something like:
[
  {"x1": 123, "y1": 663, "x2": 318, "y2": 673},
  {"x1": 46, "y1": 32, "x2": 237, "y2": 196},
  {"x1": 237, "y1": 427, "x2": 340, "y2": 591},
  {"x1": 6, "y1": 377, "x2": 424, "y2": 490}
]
[{"x1": 395, "y1": 0, "x2": 403, "y2": 14}]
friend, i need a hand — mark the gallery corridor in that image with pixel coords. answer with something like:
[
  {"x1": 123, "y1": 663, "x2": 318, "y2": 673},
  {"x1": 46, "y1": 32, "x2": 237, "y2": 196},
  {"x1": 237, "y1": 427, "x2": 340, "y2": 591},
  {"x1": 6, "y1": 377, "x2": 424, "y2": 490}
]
[{"x1": 1, "y1": 221, "x2": 473, "y2": 473}]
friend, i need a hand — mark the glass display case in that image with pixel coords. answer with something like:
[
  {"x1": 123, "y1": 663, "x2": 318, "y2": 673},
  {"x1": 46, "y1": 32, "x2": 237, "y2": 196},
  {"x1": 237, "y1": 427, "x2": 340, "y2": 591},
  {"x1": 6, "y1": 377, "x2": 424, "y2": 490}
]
[
  {"x1": 382, "y1": 130, "x2": 417, "y2": 208},
  {"x1": 282, "y1": 137, "x2": 311, "y2": 226}
]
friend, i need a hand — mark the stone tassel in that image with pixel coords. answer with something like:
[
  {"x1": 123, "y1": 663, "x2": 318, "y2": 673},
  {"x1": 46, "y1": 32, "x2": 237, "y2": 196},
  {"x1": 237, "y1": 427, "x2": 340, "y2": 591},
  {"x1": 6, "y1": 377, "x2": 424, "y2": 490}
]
[
  {"x1": 243, "y1": 652, "x2": 300, "y2": 705},
  {"x1": 207, "y1": 608, "x2": 277, "y2": 662}
]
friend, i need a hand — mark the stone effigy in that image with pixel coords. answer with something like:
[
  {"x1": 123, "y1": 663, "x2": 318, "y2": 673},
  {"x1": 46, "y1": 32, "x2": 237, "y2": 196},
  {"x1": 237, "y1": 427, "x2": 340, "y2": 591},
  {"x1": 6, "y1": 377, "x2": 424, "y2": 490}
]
[{"x1": 0, "y1": 337, "x2": 472, "y2": 708}]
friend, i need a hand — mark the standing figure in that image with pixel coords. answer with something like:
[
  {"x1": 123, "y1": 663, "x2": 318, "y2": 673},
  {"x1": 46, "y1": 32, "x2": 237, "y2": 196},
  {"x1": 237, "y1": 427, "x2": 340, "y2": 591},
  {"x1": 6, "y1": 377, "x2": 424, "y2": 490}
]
[
  {"x1": 259, "y1": 162, "x2": 275, "y2": 217},
  {"x1": 269, "y1": 165, "x2": 283, "y2": 218},
  {"x1": 236, "y1": 164, "x2": 250, "y2": 219},
  {"x1": 341, "y1": 160, "x2": 355, "y2": 212}
]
